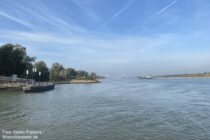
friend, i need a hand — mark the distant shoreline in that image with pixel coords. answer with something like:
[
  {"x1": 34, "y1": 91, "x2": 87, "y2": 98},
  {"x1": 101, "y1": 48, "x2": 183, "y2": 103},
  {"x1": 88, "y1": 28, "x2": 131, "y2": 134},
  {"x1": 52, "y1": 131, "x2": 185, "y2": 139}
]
[
  {"x1": 153, "y1": 72, "x2": 210, "y2": 79},
  {"x1": 155, "y1": 77, "x2": 210, "y2": 79}
]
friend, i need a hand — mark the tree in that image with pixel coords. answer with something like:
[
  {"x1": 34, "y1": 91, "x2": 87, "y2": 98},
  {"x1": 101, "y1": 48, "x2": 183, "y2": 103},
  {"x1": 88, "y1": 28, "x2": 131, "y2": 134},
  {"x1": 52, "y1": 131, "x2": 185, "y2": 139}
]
[
  {"x1": 23, "y1": 56, "x2": 36, "y2": 79},
  {"x1": 59, "y1": 69, "x2": 66, "y2": 80},
  {"x1": 50, "y1": 63, "x2": 65, "y2": 81},
  {"x1": 76, "y1": 70, "x2": 89, "y2": 79},
  {"x1": 34, "y1": 61, "x2": 49, "y2": 81},
  {"x1": 66, "y1": 68, "x2": 76, "y2": 80},
  {"x1": 0, "y1": 43, "x2": 34, "y2": 77},
  {"x1": 0, "y1": 43, "x2": 98, "y2": 81},
  {"x1": 90, "y1": 72, "x2": 97, "y2": 79}
]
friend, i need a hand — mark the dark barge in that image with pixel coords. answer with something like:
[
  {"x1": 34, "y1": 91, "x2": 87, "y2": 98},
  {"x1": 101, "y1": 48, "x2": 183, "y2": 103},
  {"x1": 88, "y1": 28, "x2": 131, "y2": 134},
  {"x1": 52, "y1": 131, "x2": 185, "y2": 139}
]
[{"x1": 23, "y1": 83, "x2": 55, "y2": 92}]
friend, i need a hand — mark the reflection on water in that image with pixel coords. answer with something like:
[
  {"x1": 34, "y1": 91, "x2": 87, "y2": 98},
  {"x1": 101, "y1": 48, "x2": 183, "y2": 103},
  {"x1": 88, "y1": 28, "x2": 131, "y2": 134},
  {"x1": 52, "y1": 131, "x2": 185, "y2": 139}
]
[{"x1": 0, "y1": 78, "x2": 210, "y2": 140}]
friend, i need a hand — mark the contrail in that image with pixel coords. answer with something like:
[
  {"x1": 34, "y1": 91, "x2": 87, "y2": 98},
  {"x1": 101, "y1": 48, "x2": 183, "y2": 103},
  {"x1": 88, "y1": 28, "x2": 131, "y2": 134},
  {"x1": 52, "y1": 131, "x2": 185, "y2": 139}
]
[
  {"x1": 100, "y1": 0, "x2": 136, "y2": 29},
  {"x1": 155, "y1": 0, "x2": 179, "y2": 16},
  {"x1": 144, "y1": 0, "x2": 179, "y2": 24},
  {"x1": 0, "y1": 10, "x2": 33, "y2": 28}
]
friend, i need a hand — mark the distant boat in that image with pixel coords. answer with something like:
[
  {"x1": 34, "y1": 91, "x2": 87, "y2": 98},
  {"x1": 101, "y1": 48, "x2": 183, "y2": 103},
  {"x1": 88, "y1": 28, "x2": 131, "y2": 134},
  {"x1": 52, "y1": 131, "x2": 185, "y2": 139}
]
[
  {"x1": 23, "y1": 83, "x2": 55, "y2": 92},
  {"x1": 139, "y1": 76, "x2": 153, "y2": 79},
  {"x1": 146, "y1": 76, "x2": 153, "y2": 79}
]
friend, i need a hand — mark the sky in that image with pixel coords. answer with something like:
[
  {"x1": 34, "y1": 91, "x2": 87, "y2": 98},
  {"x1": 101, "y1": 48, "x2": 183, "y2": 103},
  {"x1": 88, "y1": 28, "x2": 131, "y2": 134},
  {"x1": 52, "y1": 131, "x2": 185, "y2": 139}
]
[{"x1": 0, "y1": 0, "x2": 210, "y2": 77}]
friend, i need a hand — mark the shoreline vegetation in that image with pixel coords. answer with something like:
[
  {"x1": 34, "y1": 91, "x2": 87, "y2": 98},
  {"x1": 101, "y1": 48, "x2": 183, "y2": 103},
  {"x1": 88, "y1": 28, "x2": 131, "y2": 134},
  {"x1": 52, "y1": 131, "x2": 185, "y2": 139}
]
[{"x1": 0, "y1": 43, "x2": 102, "y2": 91}]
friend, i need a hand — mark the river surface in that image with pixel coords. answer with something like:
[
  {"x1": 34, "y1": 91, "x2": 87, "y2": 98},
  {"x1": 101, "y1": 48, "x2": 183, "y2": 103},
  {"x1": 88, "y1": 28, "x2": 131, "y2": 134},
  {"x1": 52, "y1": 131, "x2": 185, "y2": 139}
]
[{"x1": 0, "y1": 78, "x2": 210, "y2": 140}]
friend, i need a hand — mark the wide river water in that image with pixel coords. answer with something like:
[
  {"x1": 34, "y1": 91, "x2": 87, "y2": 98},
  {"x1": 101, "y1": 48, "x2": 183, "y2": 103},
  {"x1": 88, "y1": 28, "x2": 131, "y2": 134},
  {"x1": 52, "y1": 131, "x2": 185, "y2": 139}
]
[{"x1": 0, "y1": 78, "x2": 210, "y2": 140}]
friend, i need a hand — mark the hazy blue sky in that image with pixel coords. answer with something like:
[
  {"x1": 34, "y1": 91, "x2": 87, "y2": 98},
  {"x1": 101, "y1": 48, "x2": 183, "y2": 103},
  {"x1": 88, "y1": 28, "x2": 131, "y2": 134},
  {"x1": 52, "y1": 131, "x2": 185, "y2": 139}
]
[{"x1": 0, "y1": 0, "x2": 210, "y2": 76}]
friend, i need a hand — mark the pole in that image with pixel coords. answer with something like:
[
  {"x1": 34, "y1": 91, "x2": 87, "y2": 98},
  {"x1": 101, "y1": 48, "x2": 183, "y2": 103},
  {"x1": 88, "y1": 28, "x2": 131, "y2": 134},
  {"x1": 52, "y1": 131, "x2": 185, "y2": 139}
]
[
  {"x1": 26, "y1": 70, "x2": 29, "y2": 85},
  {"x1": 34, "y1": 68, "x2": 37, "y2": 86},
  {"x1": 39, "y1": 72, "x2": 41, "y2": 86}
]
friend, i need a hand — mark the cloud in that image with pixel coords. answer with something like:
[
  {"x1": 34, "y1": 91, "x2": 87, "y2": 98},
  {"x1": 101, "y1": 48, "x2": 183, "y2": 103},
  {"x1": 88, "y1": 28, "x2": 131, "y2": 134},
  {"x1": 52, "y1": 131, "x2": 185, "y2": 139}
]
[
  {"x1": 0, "y1": 29, "x2": 178, "y2": 55},
  {"x1": 100, "y1": 0, "x2": 136, "y2": 29},
  {"x1": 144, "y1": 0, "x2": 179, "y2": 24},
  {"x1": 1, "y1": 29, "x2": 209, "y2": 76},
  {"x1": 0, "y1": 30, "x2": 83, "y2": 45}
]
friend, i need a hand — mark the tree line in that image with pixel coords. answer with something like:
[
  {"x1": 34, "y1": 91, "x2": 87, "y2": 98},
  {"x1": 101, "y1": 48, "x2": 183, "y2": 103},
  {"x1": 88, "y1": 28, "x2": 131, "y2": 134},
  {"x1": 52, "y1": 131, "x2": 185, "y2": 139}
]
[{"x1": 0, "y1": 43, "x2": 97, "y2": 81}]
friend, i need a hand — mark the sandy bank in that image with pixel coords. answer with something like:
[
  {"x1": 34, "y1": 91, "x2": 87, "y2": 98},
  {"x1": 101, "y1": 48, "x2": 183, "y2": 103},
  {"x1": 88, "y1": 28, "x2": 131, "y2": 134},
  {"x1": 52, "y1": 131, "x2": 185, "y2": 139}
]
[{"x1": 55, "y1": 79, "x2": 100, "y2": 84}]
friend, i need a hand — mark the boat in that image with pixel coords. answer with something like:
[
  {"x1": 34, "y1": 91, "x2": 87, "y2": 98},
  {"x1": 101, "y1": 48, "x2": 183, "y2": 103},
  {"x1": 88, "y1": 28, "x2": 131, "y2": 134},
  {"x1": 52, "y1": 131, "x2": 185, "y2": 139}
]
[
  {"x1": 0, "y1": 87, "x2": 8, "y2": 90},
  {"x1": 146, "y1": 76, "x2": 153, "y2": 79},
  {"x1": 139, "y1": 76, "x2": 153, "y2": 79},
  {"x1": 23, "y1": 83, "x2": 55, "y2": 92}
]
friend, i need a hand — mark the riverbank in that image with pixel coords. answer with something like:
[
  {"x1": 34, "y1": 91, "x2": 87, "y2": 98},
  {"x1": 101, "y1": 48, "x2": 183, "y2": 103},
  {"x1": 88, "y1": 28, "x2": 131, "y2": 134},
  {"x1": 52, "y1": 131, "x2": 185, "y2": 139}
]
[
  {"x1": 0, "y1": 83, "x2": 26, "y2": 91},
  {"x1": 0, "y1": 82, "x2": 56, "y2": 91},
  {"x1": 0, "y1": 79, "x2": 100, "y2": 91},
  {"x1": 55, "y1": 79, "x2": 100, "y2": 84}
]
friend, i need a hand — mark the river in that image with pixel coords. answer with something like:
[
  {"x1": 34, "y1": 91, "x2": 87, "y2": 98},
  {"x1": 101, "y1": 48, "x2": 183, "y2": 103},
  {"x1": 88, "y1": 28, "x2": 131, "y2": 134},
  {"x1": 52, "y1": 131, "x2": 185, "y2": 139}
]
[{"x1": 0, "y1": 78, "x2": 210, "y2": 140}]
